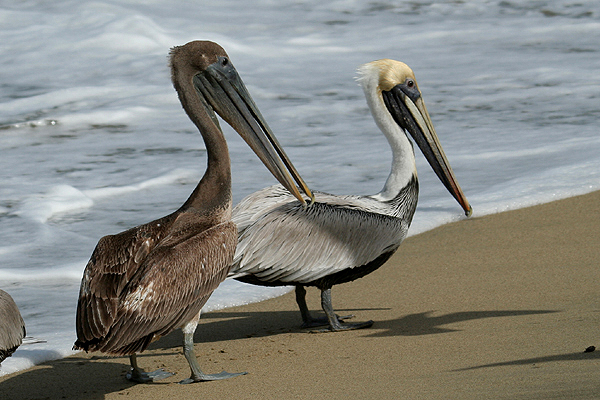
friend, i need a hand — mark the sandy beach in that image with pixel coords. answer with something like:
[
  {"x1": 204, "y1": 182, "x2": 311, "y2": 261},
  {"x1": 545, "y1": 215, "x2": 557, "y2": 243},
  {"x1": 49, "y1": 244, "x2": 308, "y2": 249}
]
[{"x1": 1, "y1": 191, "x2": 598, "y2": 399}]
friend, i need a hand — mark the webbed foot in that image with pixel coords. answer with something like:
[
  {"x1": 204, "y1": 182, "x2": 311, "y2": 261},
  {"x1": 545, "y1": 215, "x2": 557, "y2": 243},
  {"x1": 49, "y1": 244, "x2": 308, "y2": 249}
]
[
  {"x1": 310, "y1": 319, "x2": 374, "y2": 333},
  {"x1": 179, "y1": 370, "x2": 247, "y2": 384},
  {"x1": 309, "y1": 288, "x2": 374, "y2": 332},
  {"x1": 301, "y1": 314, "x2": 354, "y2": 329},
  {"x1": 126, "y1": 368, "x2": 174, "y2": 383}
]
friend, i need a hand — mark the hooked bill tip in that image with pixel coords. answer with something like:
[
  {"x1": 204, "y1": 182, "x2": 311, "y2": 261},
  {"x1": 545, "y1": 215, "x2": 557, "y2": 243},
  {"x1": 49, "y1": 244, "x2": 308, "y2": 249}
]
[{"x1": 465, "y1": 205, "x2": 473, "y2": 218}]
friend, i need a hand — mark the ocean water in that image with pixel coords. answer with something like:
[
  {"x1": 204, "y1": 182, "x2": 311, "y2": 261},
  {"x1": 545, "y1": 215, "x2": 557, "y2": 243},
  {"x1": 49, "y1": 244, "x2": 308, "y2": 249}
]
[{"x1": 1, "y1": 0, "x2": 599, "y2": 376}]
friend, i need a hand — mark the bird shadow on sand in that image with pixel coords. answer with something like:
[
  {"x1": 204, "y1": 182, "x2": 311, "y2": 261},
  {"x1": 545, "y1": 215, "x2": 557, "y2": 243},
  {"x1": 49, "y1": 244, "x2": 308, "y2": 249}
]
[
  {"x1": 453, "y1": 349, "x2": 600, "y2": 371},
  {"x1": 190, "y1": 307, "x2": 390, "y2": 341},
  {"x1": 154, "y1": 308, "x2": 559, "y2": 349},
  {"x1": 362, "y1": 309, "x2": 559, "y2": 337},
  {"x1": 0, "y1": 354, "x2": 134, "y2": 400},
  {"x1": 0, "y1": 347, "x2": 180, "y2": 399}
]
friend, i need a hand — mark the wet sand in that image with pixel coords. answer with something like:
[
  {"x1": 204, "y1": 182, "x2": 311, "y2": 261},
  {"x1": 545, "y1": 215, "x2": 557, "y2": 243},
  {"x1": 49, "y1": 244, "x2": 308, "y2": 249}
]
[{"x1": 1, "y1": 191, "x2": 599, "y2": 399}]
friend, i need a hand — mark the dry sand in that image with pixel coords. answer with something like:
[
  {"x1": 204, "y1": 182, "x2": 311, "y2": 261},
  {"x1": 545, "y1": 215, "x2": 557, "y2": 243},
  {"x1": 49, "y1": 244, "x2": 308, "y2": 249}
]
[{"x1": 1, "y1": 191, "x2": 599, "y2": 399}]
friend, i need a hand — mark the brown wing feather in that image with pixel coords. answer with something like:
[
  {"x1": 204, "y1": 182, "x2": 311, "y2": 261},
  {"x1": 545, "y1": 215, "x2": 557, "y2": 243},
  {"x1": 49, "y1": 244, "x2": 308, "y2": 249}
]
[
  {"x1": 75, "y1": 216, "x2": 236, "y2": 355},
  {"x1": 75, "y1": 215, "x2": 173, "y2": 349}
]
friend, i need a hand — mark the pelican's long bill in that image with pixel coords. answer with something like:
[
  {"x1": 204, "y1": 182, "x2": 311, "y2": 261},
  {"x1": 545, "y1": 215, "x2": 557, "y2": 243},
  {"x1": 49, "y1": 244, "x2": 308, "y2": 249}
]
[
  {"x1": 381, "y1": 74, "x2": 472, "y2": 217},
  {"x1": 193, "y1": 57, "x2": 314, "y2": 205}
]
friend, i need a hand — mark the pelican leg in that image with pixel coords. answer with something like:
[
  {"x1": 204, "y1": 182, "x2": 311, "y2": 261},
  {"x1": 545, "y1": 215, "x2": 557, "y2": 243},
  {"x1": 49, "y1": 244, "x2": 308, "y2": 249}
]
[
  {"x1": 126, "y1": 354, "x2": 174, "y2": 383},
  {"x1": 179, "y1": 327, "x2": 247, "y2": 384},
  {"x1": 296, "y1": 286, "x2": 354, "y2": 328},
  {"x1": 310, "y1": 288, "x2": 373, "y2": 333},
  {"x1": 296, "y1": 285, "x2": 315, "y2": 326}
]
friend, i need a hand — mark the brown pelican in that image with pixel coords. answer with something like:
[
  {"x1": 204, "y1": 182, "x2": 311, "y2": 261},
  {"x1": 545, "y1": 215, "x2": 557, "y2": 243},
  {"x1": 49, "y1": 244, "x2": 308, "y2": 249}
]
[
  {"x1": 74, "y1": 41, "x2": 313, "y2": 384},
  {"x1": 229, "y1": 59, "x2": 472, "y2": 332},
  {"x1": 0, "y1": 289, "x2": 25, "y2": 365}
]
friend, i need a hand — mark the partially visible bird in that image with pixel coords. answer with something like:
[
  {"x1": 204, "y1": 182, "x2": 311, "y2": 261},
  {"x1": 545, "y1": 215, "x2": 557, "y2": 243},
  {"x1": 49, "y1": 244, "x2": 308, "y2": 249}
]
[
  {"x1": 74, "y1": 41, "x2": 313, "y2": 384},
  {"x1": 229, "y1": 59, "x2": 471, "y2": 332},
  {"x1": 0, "y1": 289, "x2": 25, "y2": 365}
]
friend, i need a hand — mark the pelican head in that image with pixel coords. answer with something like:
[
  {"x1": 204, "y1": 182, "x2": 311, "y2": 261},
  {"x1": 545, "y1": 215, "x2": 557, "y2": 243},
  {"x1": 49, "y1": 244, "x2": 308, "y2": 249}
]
[
  {"x1": 170, "y1": 41, "x2": 313, "y2": 205},
  {"x1": 358, "y1": 59, "x2": 472, "y2": 217}
]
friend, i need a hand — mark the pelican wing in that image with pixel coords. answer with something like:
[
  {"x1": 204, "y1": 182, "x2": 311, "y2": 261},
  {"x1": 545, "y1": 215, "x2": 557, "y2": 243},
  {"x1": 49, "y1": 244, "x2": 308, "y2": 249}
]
[
  {"x1": 0, "y1": 290, "x2": 25, "y2": 362},
  {"x1": 75, "y1": 217, "x2": 236, "y2": 354},
  {"x1": 231, "y1": 185, "x2": 410, "y2": 284},
  {"x1": 76, "y1": 226, "x2": 153, "y2": 346}
]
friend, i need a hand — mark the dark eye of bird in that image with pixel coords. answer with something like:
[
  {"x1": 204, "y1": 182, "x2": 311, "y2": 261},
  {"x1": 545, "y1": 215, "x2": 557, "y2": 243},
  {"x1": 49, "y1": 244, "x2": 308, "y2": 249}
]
[
  {"x1": 406, "y1": 79, "x2": 414, "y2": 88},
  {"x1": 221, "y1": 57, "x2": 229, "y2": 67}
]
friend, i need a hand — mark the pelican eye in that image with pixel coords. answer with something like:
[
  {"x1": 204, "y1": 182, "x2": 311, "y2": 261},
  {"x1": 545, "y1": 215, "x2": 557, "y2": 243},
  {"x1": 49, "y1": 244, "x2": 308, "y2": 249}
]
[
  {"x1": 399, "y1": 78, "x2": 420, "y2": 102},
  {"x1": 220, "y1": 57, "x2": 229, "y2": 67}
]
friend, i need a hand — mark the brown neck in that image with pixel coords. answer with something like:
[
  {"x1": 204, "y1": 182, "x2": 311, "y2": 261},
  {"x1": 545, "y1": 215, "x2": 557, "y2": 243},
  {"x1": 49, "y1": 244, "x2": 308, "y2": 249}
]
[{"x1": 172, "y1": 67, "x2": 232, "y2": 215}]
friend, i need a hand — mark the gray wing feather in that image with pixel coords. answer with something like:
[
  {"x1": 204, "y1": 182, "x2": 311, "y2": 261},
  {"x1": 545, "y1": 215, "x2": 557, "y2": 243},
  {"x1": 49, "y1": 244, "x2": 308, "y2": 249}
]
[
  {"x1": 231, "y1": 185, "x2": 408, "y2": 284},
  {"x1": 0, "y1": 289, "x2": 25, "y2": 362}
]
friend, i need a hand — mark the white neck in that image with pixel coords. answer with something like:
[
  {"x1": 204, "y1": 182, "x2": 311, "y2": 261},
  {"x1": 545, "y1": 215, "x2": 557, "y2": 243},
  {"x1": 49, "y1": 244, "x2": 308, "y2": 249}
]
[{"x1": 357, "y1": 65, "x2": 417, "y2": 202}]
